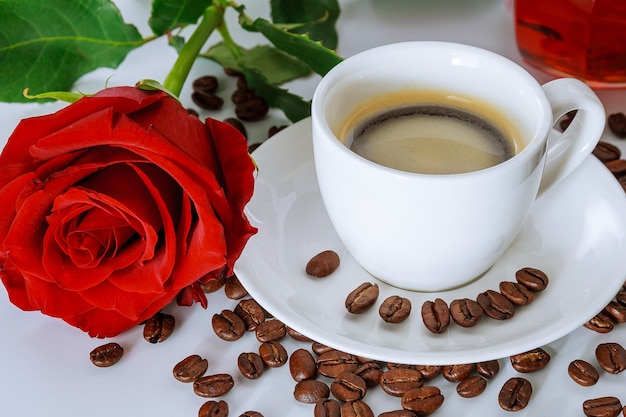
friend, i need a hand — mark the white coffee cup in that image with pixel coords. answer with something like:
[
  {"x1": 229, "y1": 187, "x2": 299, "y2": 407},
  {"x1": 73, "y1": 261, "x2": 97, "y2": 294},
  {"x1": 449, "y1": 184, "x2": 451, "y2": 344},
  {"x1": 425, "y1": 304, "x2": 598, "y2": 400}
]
[{"x1": 311, "y1": 41, "x2": 605, "y2": 292}]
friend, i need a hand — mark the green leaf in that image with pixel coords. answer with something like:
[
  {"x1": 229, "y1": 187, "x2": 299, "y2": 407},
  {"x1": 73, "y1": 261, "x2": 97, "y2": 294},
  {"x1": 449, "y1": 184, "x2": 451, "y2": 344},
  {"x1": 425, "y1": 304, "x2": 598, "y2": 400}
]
[
  {"x1": 0, "y1": 0, "x2": 143, "y2": 103},
  {"x1": 148, "y1": 0, "x2": 212, "y2": 35},
  {"x1": 242, "y1": 67, "x2": 311, "y2": 123},
  {"x1": 270, "y1": 0, "x2": 340, "y2": 49},
  {"x1": 203, "y1": 43, "x2": 312, "y2": 85},
  {"x1": 239, "y1": 14, "x2": 343, "y2": 77}
]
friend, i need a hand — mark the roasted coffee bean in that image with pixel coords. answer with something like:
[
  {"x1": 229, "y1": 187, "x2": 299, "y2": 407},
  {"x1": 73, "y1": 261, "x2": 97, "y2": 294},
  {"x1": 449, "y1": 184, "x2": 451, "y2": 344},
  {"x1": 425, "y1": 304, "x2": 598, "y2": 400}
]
[
  {"x1": 476, "y1": 290, "x2": 515, "y2": 320},
  {"x1": 515, "y1": 267, "x2": 549, "y2": 291},
  {"x1": 331, "y1": 372, "x2": 367, "y2": 402},
  {"x1": 442, "y1": 363, "x2": 475, "y2": 382},
  {"x1": 237, "y1": 352, "x2": 265, "y2": 379},
  {"x1": 421, "y1": 298, "x2": 451, "y2": 333},
  {"x1": 293, "y1": 379, "x2": 330, "y2": 404},
  {"x1": 476, "y1": 359, "x2": 500, "y2": 379},
  {"x1": 595, "y1": 342, "x2": 626, "y2": 374},
  {"x1": 255, "y1": 319, "x2": 286, "y2": 342},
  {"x1": 456, "y1": 375, "x2": 487, "y2": 398},
  {"x1": 193, "y1": 374, "x2": 234, "y2": 398},
  {"x1": 143, "y1": 312, "x2": 175, "y2": 343},
  {"x1": 89, "y1": 342, "x2": 123, "y2": 367},
  {"x1": 449, "y1": 298, "x2": 483, "y2": 327},
  {"x1": 510, "y1": 347, "x2": 551, "y2": 373},
  {"x1": 312, "y1": 342, "x2": 334, "y2": 356},
  {"x1": 584, "y1": 311, "x2": 615, "y2": 333},
  {"x1": 606, "y1": 159, "x2": 626, "y2": 178},
  {"x1": 594, "y1": 141, "x2": 622, "y2": 162},
  {"x1": 259, "y1": 340, "x2": 288, "y2": 368},
  {"x1": 379, "y1": 295, "x2": 412, "y2": 323},
  {"x1": 192, "y1": 91, "x2": 224, "y2": 110},
  {"x1": 236, "y1": 97, "x2": 269, "y2": 121},
  {"x1": 605, "y1": 301, "x2": 626, "y2": 323},
  {"x1": 212, "y1": 309, "x2": 246, "y2": 341},
  {"x1": 354, "y1": 362, "x2": 383, "y2": 387},
  {"x1": 558, "y1": 110, "x2": 576, "y2": 131},
  {"x1": 223, "y1": 117, "x2": 247, "y2": 139},
  {"x1": 231, "y1": 88, "x2": 257, "y2": 105},
  {"x1": 198, "y1": 400, "x2": 228, "y2": 417},
  {"x1": 187, "y1": 107, "x2": 200, "y2": 117},
  {"x1": 200, "y1": 275, "x2": 226, "y2": 293},
  {"x1": 499, "y1": 281, "x2": 535, "y2": 306},
  {"x1": 345, "y1": 282, "x2": 379, "y2": 314},
  {"x1": 192, "y1": 75, "x2": 219, "y2": 93},
  {"x1": 498, "y1": 377, "x2": 532, "y2": 412},
  {"x1": 306, "y1": 250, "x2": 340, "y2": 277},
  {"x1": 378, "y1": 411, "x2": 418, "y2": 417},
  {"x1": 401, "y1": 386, "x2": 444, "y2": 415},
  {"x1": 314, "y1": 398, "x2": 341, "y2": 417},
  {"x1": 317, "y1": 350, "x2": 359, "y2": 378},
  {"x1": 380, "y1": 367, "x2": 424, "y2": 397},
  {"x1": 289, "y1": 348, "x2": 317, "y2": 382},
  {"x1": 173, "y1": 354, "x2": 208, "y2": 382},
  {"x1": 286, "y1": 326, "x2": 313, "y2": 342},
  {"x1": 617, "y1": 290, "x2": 626, "y2": 306},
  {"x1": 268, "y1": 125, "x2": 288, "y2": 137},
  {"x1": 583, "y1": 397, "x2": 623, "y2": 417},
  {"x1": 239, "y1": 412, "x2": 263, "y2": 417},
  {"x1": 414, "y1": 365, "x2": 442, "y2": 380},
  {"x1": 568, "y1": 359, "x2": 600, "y2": 386},
  {"x1": 608, "y1": 112, "x2": 626, "y2": 138},
  {"x1": 234, "y1": 298, "x2": 266, "y2": 331},
  {"x1": 341, "y1": 400, "x2": 374, "y2": 417},
  {"x1": 224, "y1": 274, "x2": 248, "y2": 299}
]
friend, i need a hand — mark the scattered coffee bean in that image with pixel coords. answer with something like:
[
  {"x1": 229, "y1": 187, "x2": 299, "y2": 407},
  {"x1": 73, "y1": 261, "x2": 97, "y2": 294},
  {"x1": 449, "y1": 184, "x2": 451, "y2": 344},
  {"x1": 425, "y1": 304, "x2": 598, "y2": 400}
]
[
  {"x1": 268, "y1": 125, "x2": 288, "y2": 137},
  {"x1": 173, "y1": 354, "x2": 208, "y2": 382},
  {"x1": 617, "y1": 290, "x2": 626, "y2": 306},
  {"x1": 143, "y1": 312, "x2": 175, "y2": 344},
  {"x1": 583, "y1": 396, "x2": 623, "y2": 417},
  {"x1": 414, "y1": 365, "x2": 443, "y2": 380},
  {"x1": 200, "y1": 275, "x2": 226, "y2": 293},
  {"x1": 354, "y1": 362, "x2": 383, "y2": 387},
  {"x1": 606, "y1": 159, "x2": 626, "y2": 178},
  {"x1": 456, "y1": 375, "x2": 487, "y2": 398},
  {"x1": 314, "y1": 398, "x2": 341, "y2": 417},
  {"x1": 442, "y1": 363, "x2": 475, "y2": 382},
  {"x1": 330, "y1": 371, "x2": 367, "y2": 402},
  {"x1": 510, "y1": 347, "x2": 551, "y2": 373},
  {"x1": 198, "y1": 400, "x2": 228, "y2": 417},
  {"x1": 287, "y1": 326, "x2": 313, "y2": 342},
  {"x1": 476, "y1": 290, "x2": 515, "y2": 320},
  {"x1": 378, "y1": 411, "x2": 419, "y2": 417},
  {"x1": 605, "y1": 301, "x2": 626, "y2": 323},
  {"x1": 499, "y1": 281, "x2": 535, "y2": 306},
  {"x1": 317, "y1": 350, "x2": 359, "y2": 378},
  {"x1": 255, "y1": 319, "x2": 286, "y2": 342},
  {"x1": 608, "y1": 112, "x2": 626, "y2": 138},
  {"x1": 237, "y1": 352, "x2": 265, "y2": 379},
  {"x1": 294, "y1": 379, "x2": 330, "y2": 404},
  {"x1": 192, "y1": 91, "x2": 224, "y2": 110},
  {"x1": 345, "y1": 282, "x2": 380, "y2": 314},
  {"x1": 224, "y1": 274, "x2": 248, "y2": 299},
  {"x1": 239, "y1": 412, "x2": 263, "y2": 417},
  {"x1": 192, "y1": 75, "x2": 219, "y2": 93},
  {"x1": 476, "y1": 360, "x2": 500, "y2": 379},
  {"x1": 568, "y1": 359, "x2": 600, "y2": 386},
  {"x1": 449, "y1": 298, "x2": 483, "y2": 327},
  {"x1": 341, "y1": 400, "x2": 375, "y2": 417},
  {"x1": 193, "y1": 373, "x2": 234, "y2": 398},
  {"x1": 584, "y1": 311, "x2": 615, "y2": 333},
  {"x1": 236, "y1": 97, "x2": 269, "y2": 121},
  {"x1": 595, "y1": 342, "x2": 626, "y2": 374},
  {"x1": 212, "y1": 309, "x2": 246, "y2": 341},
  {"x1": 89, "y1": 342, "x2": 124, "y2": 367},
  {"x1": 259, "y1": 340, "x2": 288, "y2": 368},
  {"x1": 421, "y1": 298, "x2": 451, "y2": 333},
  {"x1": 234, "y1": 298, "x2": 266, "y2": 331},
  {"x1": 306, "y1": 250, "x2": 340, "y2": 277},
  {"x1": 289, "y1": 348, "x2": 318, "y2": 382},
  {"x1": 380, "y1": 367, "x2": 424, "y2": 397},
  {"x1": 401, "y1": 386, "x2": 445, "y2": 415},
  {"x1": 593, "y1": 141, "x2": 622, "y2": 162},
  {"x1": 223, "y1": 117, "x2": 247, "y2": 139},
  {"x1": 515, "y1": 267, "x2": 549, "y2": 291},
  {"x1": 312, "y1": 342, "x2": 334, "y2": 356},
  {"x1": 558, "y1": 110, "x2": 576, "y2": 131},
  {"x1": 187, "y1": 107, "x2": 199, "y2": 117},
  {"x1": 498, "y1": 377, "x2": 532, "y2": 411},
  {"x1": 379, "y1": 295, "x2": 412, "y2": 323}
]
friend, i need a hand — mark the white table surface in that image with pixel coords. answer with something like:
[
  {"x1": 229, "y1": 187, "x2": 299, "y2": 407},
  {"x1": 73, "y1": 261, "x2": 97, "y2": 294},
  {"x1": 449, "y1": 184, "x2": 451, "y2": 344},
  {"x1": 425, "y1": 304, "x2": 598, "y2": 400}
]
[{"x1": 1, "y1": 1, "x2": 626, "y2": 416}]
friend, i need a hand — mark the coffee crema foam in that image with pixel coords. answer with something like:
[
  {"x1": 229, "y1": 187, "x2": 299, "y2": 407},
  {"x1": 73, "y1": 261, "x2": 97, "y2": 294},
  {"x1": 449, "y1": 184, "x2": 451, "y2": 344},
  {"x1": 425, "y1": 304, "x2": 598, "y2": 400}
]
[{"x1": 337, "y1": 91, "x2": 523, "y2": 175}]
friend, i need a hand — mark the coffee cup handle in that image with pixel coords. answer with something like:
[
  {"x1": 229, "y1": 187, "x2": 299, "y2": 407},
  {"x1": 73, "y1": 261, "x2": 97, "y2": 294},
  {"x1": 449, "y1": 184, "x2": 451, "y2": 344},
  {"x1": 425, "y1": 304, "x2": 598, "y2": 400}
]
[{"x1": 538, "y1": 78, "x2": 605, "y2": 196}]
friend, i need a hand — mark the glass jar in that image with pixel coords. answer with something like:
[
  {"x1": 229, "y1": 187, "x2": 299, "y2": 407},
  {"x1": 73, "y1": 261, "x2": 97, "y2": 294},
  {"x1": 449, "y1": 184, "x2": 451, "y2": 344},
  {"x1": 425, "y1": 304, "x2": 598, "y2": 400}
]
[{"x1": 514, "y1": 0, "x2": 626, "y2": 88}]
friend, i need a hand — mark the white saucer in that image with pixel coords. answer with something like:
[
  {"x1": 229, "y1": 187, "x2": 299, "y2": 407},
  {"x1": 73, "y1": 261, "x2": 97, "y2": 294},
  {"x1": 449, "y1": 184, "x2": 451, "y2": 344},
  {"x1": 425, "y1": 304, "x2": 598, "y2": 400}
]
[{"x1": 235, "y1": 118, "x2": 626, "y2": 365}]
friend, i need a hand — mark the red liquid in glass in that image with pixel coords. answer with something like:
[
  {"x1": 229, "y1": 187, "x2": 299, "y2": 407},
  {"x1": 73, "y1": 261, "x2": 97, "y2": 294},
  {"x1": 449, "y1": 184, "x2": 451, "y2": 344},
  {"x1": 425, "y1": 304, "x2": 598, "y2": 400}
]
[{"x1": 515, "y1": 0, "x2": 626, "y2": 88}]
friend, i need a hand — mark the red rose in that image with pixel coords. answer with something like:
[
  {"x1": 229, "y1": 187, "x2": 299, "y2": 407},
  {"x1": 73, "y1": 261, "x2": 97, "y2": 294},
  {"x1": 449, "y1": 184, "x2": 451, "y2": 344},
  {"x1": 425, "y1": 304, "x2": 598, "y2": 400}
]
[{"x1": 0, "y1": 86, "x2": 257, "y2": 337}]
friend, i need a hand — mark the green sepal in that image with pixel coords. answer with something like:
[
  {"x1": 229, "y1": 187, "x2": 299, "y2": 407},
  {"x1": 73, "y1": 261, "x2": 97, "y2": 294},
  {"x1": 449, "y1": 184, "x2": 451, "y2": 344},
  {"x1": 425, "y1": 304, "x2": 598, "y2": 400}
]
[{"x1": 22, "y1": 88, "x2": 86, "y2": 103}]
